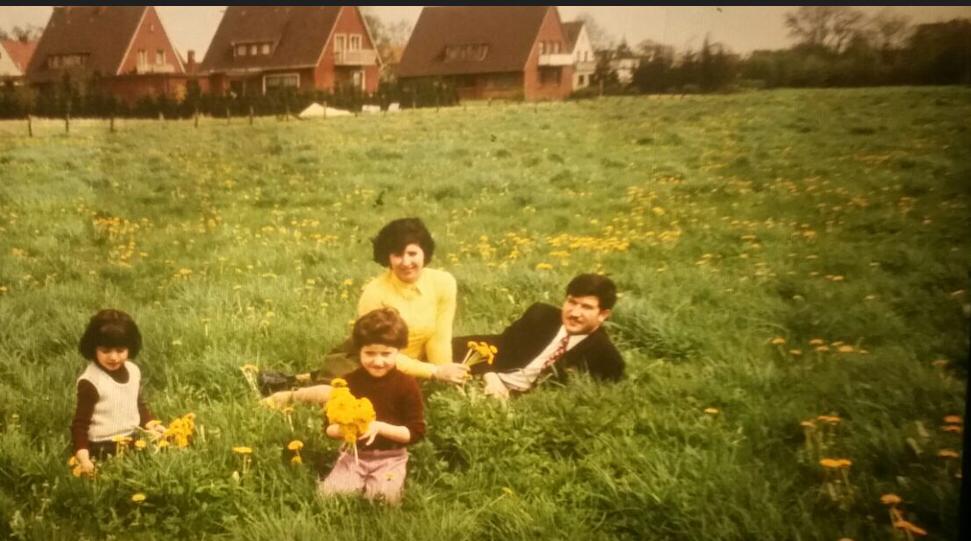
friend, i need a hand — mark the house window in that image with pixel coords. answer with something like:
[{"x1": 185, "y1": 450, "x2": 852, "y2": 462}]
[
  {"x1": 264, "y1": 73, "x2": 300, "y2": 93},
  {"x1": 334, "y1": 34, "x2": 346, "y2": 51},
  {"x1": 349, "y1": 34, "x2": 361, "y2": 50},
  {"x1": 236, "y1": 44, "x2": 247, "y2": 57},
  {"x1": 539, "y1": 67, "x2": 560, "y2": 85},
  {"x1": 261, "y1": 43, "x2": 271, "y2": 55},
  {"x1": 538, "y1": 42, "x2": 545, "y2": 54},
  {"x1": 138, "y1": 49, "x2": 147, "y2": 65},
  {"x1": 444, "y1": 43, "x2": 488, "y2": 62},
  {"x1": 156, "y1": 49, "x2": 165, "y2": 65},
  {"x1": 250, "y1": 44, "x2": 258, "y2": 56}
]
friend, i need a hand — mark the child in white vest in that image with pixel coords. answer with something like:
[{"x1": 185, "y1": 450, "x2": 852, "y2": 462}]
[{"x1": 70, "y1": 309, "x2": 165, "y2": 475}]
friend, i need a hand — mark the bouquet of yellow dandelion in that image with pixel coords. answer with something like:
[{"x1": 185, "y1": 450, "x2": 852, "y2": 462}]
[
  {"x1": 325, "y1": 378, "x2": 375, "y2": 462},
  {"x1": 461, "y1": 341, "x2": 497, "y2": 368},
  {"x1": 148, "y1": 413, "x2": 196, "y2": 450}
]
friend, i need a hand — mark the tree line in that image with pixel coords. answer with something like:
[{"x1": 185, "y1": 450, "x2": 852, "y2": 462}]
[{"x1": 585, "y1": 7, "x2": 970, "y2": 96}]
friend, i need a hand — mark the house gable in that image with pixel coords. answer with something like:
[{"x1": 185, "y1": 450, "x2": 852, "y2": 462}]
[
  {"x1": 26, "y1": 6, "x2": 146, "y2": 83},
  {"x1": 200, "y1": 6, "x2": 341, "y2": 74},
  {"x1": 397, "y1": 6, "x2": 551, "y2": 78},
  {"x1": 0, "y1": 42, "x2": 23, "y2": 77},
  {"x1": 117, "y1": 6, "x2": 185, "y2": 76}
]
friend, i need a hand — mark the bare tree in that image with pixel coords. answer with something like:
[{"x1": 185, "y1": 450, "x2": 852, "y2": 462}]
[
  {"x1": 868, "y1": 9, "x2": 911, "y2": 51},
  {"x1": 574, "y1": 12, "x2": 614, "y2": 51},
  {"x1": 784, "y1": 6, "x2": 866, "y2": 53},
  {"x1": 10, "y1": 24, "x2": 44, "y2": 42}
]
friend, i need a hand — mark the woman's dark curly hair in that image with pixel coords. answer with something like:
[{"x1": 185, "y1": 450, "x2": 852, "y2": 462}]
[
  {"x1": 78, "y1": 309, "x2": 142, "y2": 361},
  {"x1": 371, "y1": 217, "x2": 435, "y2": 267},
  {"x1": 352, "y1": 308, "x2": 409, "y2": 354}
]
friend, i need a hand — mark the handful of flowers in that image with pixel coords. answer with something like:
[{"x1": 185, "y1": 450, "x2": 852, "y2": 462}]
[
  {"x1": 152, "y1": 413, "x2": 196, "y2": 449},
  {"x1": 325, "y1": 378, "x2": 375, "y2": 461},
  {"x1": 461, "y1": 340, "x2": 498, "y2": 367}
]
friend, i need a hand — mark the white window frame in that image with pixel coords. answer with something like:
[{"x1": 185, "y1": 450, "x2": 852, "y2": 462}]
[
  {"x1": 334, "y1": 34, "x2": 346, "y2": 52},
  {"x1": 137, "y1": 49, "x2": 147, "y2": 66},
  {"x1": 349, "y1": 34, "x2": 361, "y2": 50},
  {"x1": 262, "y1": 72, "x2": 300, "y2": 94},
  {"x1": 260, "y1": 43, "x2": 271, "y2": 55},
  {"x1": 156, "y1": 49, "x2": 165, "y2": 65},
  {"x1": 236, "y1": 44, "x2": 247, "y2": 57}
]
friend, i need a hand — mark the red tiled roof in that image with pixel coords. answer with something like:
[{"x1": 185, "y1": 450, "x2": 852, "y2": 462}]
[
  {"x1": 200, "y1": 6, "x2": 344, "y2": 73},
  {"x1": 26, "y1": 6, "x2": 149, "y2": 82},
  {"x1": 397, "y1": 6, "x2": 553, "y2": 77},
  {"x1": 1, "y1": 39, "x2": 38, "y2": 73},
  {"x1": 561, "y1": 21, "x2": 584, "y2": 53}
]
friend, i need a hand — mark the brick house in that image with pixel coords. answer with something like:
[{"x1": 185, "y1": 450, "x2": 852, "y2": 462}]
[
  {"x1": 562, "y1": 22, "x2": 596, "y2": 91},
  {"x1": 0, "y1": 39, "x2": 38, "y2": 86},
  {"x1": 200, "y1": 6, "x2": 380, "y2": 96},
  {"x1": 25, "y1": 6, "x2": 187, "y2": 104},
  {"x1": 397, "y1": 6, "x2": 574, "y2": 101}
]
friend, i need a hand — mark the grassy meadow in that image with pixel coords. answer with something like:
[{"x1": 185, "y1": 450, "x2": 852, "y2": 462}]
[{"x1": 0, "y1": 87, "x2": 968, "y2": 540}]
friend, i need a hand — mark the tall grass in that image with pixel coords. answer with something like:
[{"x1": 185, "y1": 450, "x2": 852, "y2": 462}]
[{"x1": 0, "y1": 87, "x2": 968, "y2": 539}]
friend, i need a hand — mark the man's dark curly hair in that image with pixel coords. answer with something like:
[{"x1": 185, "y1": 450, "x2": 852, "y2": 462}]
[
  {"x1": 371, "y1": 217, "x2": 435, "y2": 267},
  {"x1": 78, "y1": 309, "x2": 142, "y2": 360}
]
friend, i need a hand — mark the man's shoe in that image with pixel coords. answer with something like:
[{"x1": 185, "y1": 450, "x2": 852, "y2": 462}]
[{"x1": 257, "y1": 370, "x2": 294, "y2": 396}]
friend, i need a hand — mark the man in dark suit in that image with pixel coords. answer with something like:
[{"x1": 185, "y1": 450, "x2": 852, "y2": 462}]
[{"x1": 453, "y1": 273, "x2": 624, "y2": 400}]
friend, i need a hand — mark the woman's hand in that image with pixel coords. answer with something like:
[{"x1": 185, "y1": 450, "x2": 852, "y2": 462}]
[{"x1": 433, "y1": 363, "x2": 470, "y2": 384}]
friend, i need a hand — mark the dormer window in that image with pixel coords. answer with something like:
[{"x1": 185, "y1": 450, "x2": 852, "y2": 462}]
[
  {"x1": 444, "y1": 43, "x2": 488, "y2": 62},
  {"x1": 234, "y1": 41, "x2": 273, "y2": 58},
  {"x1": 47, "y1": 53, "x2": 89, "y2": 69}
]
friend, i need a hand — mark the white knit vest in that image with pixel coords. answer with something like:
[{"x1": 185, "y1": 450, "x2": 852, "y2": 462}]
[{"x1": 78, "y1": 361, "x2": 141, "y2": 442}]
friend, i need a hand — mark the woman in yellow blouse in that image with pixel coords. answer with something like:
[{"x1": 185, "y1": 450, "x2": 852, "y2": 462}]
[
  {"x1": 357, "y1": 218, "x2": 468, "y2": 383},
  {"x1": 259, "y1": 218, "x2": 468, "y2": 396}
]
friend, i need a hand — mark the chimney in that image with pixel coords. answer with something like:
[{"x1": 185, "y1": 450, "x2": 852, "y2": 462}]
[{"x1": 186, "y1": 50, "x2": 196, "y2": 74}]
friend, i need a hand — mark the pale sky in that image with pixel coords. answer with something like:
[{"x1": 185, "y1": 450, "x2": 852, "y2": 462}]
[{"x1": 2, "y1": 6, "x2": 969, "y2": 60}]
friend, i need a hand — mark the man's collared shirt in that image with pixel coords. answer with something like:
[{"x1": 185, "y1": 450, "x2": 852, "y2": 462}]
[{"x1": 497, "y1": 326, "x2": 589, "y2": 391}]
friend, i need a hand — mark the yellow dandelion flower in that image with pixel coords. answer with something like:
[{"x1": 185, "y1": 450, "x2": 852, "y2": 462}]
[
  {"x1": 937, "y1": 449, "x2": 959, "y2": 459},
  {"x1": 134, "y1": 439, "x2": 147, "y2": 450},
  {"x1": 131, "y1": 493, "x2": 146, "y2": 503},
  {"x1": 287, "y1": 440, "x2": 304, "y2": 451},
  {"x1": 800, "y1": 420, "x2": 816, "y2": 429},
  {"x1": 836, "y1": 345, "x2": 855, "y2": 353},
  {"x1": 331, "y1": 378, "x2": 348, "y2": 388},
  {"x1": 808, "y1": 338, "x2": 825, "y2": 346},
  {"x1": 880, "y1": 493, "x2": 902, "y2": 505},
  {"x1": 942, "y1": 425, "x2": 962, "y2": 433},
  {"x1": 789, "y1": 349, "x2": 803, "y2": 356},
  {"x1": 816, "y1": 415, "x2": 841, "y2": 424},
  {"x1": 535, "y1": 262, "x2": 553, "y2": 271},
  {"x1": 819, "y1": 458, "x2": 851, "y2": 469},
  {"x1": 232, "y1": 446, "x2": 253, "y2": 455},
  {"x1": 943, "y1": 415, "x2": 962, "y2": 424},
  {"x1": 769, "y1": 337, "x2": 786, "y2": 345},
  {"x1": 290, "y1": 455, "x2": 303, "y2": 465},
  {"x1": 704, "y1": 407, "x2": 720, "y2": 415}
]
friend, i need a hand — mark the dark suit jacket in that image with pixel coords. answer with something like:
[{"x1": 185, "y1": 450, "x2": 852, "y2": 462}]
[{"x1": 453, "y1": 303, "x2": 624, "y2": 383}]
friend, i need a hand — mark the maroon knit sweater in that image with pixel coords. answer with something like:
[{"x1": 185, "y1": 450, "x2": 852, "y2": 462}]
[
  {"x1": 343, "y1": 367, "x2": 425, "y2": 451},
  {"x1": 70, "y1": 363, "x2": 154, "y2": 452}
]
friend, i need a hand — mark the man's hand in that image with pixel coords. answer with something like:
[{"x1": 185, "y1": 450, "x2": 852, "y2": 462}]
[
  {"x1": 482, "y1": 372, "x2": 509, "y2": 401},
  {"x1": 261, "y1": 390, "x2": 293, "y2": 409},
  {"x1": 434, "y1": 363, "x2": 470, "y2": 384}
]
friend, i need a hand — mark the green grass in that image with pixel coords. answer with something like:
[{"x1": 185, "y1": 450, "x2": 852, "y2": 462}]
[{"x1": 0, "y1": 87, "x2": 968, "y2": 540}]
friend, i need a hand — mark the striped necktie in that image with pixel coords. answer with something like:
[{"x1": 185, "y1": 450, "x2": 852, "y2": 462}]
[{"x1": 543, "y1": 334, "x2": 571, "y2": 369}]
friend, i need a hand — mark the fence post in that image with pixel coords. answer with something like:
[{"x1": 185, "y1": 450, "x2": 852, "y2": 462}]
[
  {"x1": 226, "y1": 106, "x2": 230, "y2": 125},
  {"x1": 110, "y1": 115, "x2": 115, "y2": 133},
  {"x1": 27, "y1": 114, "x2": 32, "y2": 137},
  {"x1": 249, "y1": 105, "x2": 254, "y2": 125},
  {"x1": 194, "y1": 107, "x2": 199, "y2": 128},
  {"x1": 65, "y1": 102, "x2": 71, "y2": 135}
]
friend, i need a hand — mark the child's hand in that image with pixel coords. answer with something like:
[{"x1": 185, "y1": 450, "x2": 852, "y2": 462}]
[
  {"x1": 359, "y1": 421, "x2": 385, "y2": 446},
  {"x1": 79, "y1": 457, "x2": 95, "y2": 475},
  {"x1": 145, "y1": 420, "x2": 167, "y2": 439}
]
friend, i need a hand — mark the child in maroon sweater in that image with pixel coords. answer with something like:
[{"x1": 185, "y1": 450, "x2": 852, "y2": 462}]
[
  {"x1": 71, "y1": 309, "x2": 165, "y2": 474},
  {"x1": 266, "y1": 308, "x2": 425, "y2": 504}
]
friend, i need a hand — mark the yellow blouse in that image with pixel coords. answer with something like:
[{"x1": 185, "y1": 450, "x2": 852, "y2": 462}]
[{"x1": 357, "y1": 267, "x2": 457, "y2": 379}]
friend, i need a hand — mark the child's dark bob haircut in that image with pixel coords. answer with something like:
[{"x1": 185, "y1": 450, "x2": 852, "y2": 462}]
[
  {"x1": 78, "y1": 309, "x2": 142, "y2": 360},
  {"x1": 371, "y1": 217, "x2": 435, "y2": 267},
  {"x1": 351, "y1": 308, "x2": 409, "y2": 354}
]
